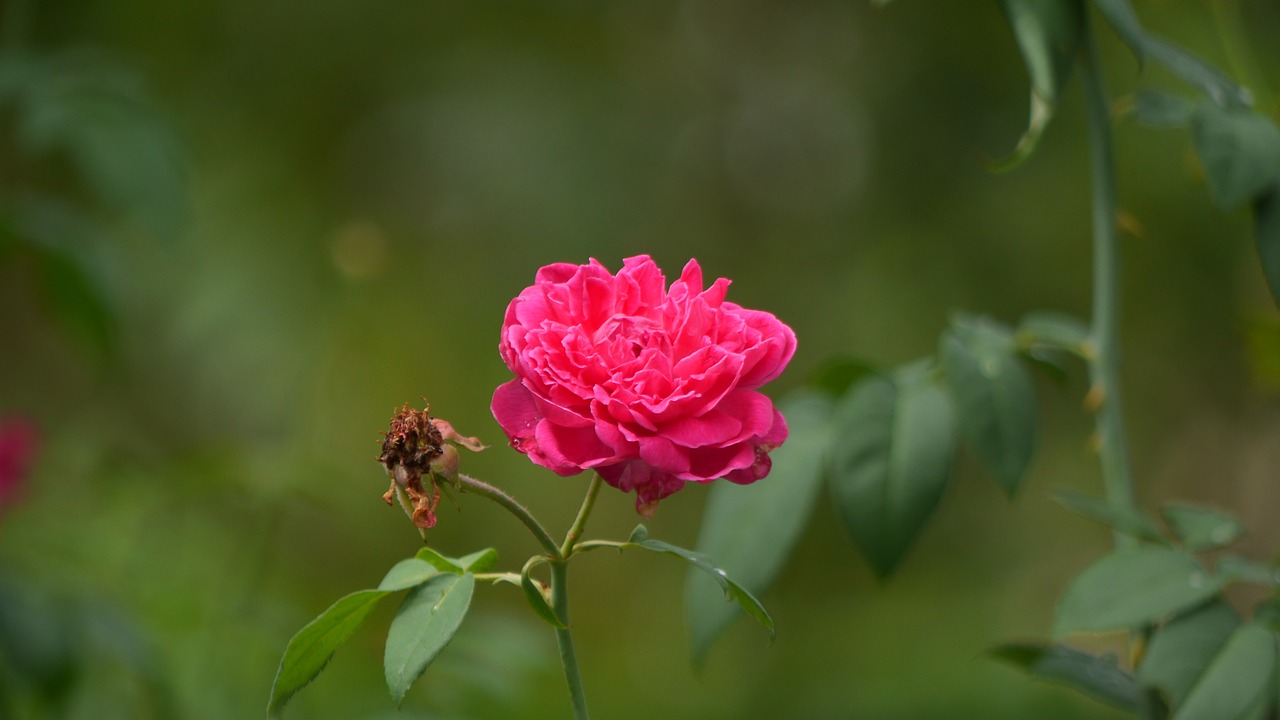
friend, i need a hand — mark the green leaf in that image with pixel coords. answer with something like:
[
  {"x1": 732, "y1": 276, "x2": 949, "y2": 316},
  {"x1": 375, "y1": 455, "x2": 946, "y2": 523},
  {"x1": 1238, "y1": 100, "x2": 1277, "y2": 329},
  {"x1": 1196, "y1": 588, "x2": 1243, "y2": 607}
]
[
  {"x1": 519, "y1": 556, "x2": 565, "y2": 630},
  {"x1": 1054, "y1": 489, "x2": 1168, "y2": 544},
  {"x1": 377, "y1": 559, "x2": 440, "y2": 591},
  {"x1": 1055, "y1": 547, "x2": 1223, "y2": 636},
  {"x1": 991, "y1": 0, "x2": 1086, "y2": 170},
  {"x1": 687, "y1": 390, "x2": 832, "y2": 663},
  {"x1": 1017, "y1": 311, "x2": 1091, "y2": 354},
  {"x1": 38, "y1": 248, "x2": 115, "y2": 360},
  {"x1": 1216, "y1": 555, "x2": 1280, "y2": 588},
  {"x1": 992, "y1": 642, "x2": 1139, "y2": 709},
  {"x1": 268, "y1": 590, "x2": 390, "y2": 718},
  {"x1": 384, "y1": 573, "x2": 475, "y2": 705},
  {"x1": 809, "y1": 357, "x2": 878, "y2": 398},
  {"x1": 1140, "y1": 601, "x2": 1241, "y2": 709},
  {"x1": 1142, "y1": 35, "x2": 1251, "y2": 110},
  {"x1": 1191, "y1": 102, "x2": 1280, "y2": 211},
  {"x1": 1175, "y1": 623, "x2": 1275, "y2": 720},
  {"x1": 414, "y1": 547, "x2": 463, "y2": 573},
  {"x1": 1162, "y1": 504, "x2": 1244, "y2": 552},
  {"x1": 828, "y1": 361, "x2": 956, "y2": 578},
  {"x1": 626, "y1": 525, "x2": 773, "y2": 642},
  {"x1": 457, "y1": 548, "x2": 498, "y2": 573},
  {"x1": 1129, "y1": 88, "x2": 1196, "y2": 129},
  {"x1": 1091, "y1": 0, "x2": 1145, "y2": 65},
  {"x1": 940, "y1": 315, "x2": 1037, "y2": 497},
  {"x1": 1254, "y1": 179, "x2": 1280, "y2": 308}
]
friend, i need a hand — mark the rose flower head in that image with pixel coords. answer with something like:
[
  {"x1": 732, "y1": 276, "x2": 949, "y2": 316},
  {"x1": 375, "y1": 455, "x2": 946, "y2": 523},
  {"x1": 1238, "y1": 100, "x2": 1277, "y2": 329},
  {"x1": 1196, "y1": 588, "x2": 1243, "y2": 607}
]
[{"x1": 492, "y1": 255, "x2": 796, "y2": 516}]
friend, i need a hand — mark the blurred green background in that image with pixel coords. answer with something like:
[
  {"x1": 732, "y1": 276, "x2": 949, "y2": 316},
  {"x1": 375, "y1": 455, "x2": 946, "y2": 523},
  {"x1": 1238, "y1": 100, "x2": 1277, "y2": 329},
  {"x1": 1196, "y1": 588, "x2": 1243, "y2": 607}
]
[{"x1": 3, "y1": 0, "x2": 1280, "y2": 718}]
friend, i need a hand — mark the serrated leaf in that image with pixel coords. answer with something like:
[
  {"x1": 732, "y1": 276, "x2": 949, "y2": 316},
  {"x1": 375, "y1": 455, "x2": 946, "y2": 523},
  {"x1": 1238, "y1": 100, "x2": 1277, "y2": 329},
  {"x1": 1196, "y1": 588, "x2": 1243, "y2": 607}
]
[
  {"x1": 384, "y1": 573, "x2": 475, "y2": 705},
  {"x1": 1254, "y1": 179, "x2": 1280, "y2": 308},
  {"x1": 1055, "y1": 547, "x2": 1223, "y2": 636},
  {"x1": 626, "y1": 525, "x2": 773, "y2": 642},
  {"x1": 1191, "y1": 102, "x2": 1280, "y2": 211},
  {"x1": 1142, "y1": 35, "x2": 1251, "y2": 110},
  {"x1": 1054, "y1": 489, "x2": 1168, "y2": 544},
  {"x1": 940, "y1": 315, "x2": 1037, "y2": 497},
  {"x1": 519, "y1": 556, "x2": 565, "y2": 630},
  {"x1": 1129, "y1": 88, "x2": 1196, "y2": 129},
  {"x1": 268, "y1": 590, "x2": 389, "y2": 718},
  {"x1": 1092, "y1": 0, "x2": 1145, "y2": 65},
  {"x1": 1175, "y1": 623, "x2": 1275, "y2": 720},
  {"x1": 992, "y1": 642, "x2": 1139, "y2": 709},
  {"x1": 828, "y1": 361, "x2": 956, "y2": 578},
  {"x1": 991, "y1": 0, "x2": 1086, "y2": 170},
  {"x1": 1140, "y1": 601, "x2": 1241, "y2": 709},
  {"x1": 687, "y1": 390, "x2": 831, "y2": 663},
  {"x1": 1162, "y1": 504, "x2": 1244, "y2": 551}
]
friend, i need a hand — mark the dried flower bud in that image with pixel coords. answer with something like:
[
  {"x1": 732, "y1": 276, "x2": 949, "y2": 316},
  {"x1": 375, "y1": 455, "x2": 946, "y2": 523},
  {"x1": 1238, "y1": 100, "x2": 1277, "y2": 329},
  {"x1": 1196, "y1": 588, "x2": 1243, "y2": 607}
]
[{"x1": 377, "y1": 402, "x2": 482, "y2": 532}]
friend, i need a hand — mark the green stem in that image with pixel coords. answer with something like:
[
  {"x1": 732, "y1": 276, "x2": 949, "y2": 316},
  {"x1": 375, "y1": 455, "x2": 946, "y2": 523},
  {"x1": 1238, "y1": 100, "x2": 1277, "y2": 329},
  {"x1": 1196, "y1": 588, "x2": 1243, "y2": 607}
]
[
  {"x1": 1080, "y1": 21, "x2": 1137, "y2": 548},
  {"x1": 561, "y1": 474, "x2": 603, "y2": 558},
  {"x1": 550, "y1": 559, "x2": 589, "y2": 720},
  {"x1": 455, "y1": 473, "x2": 563, "y2": 560}
]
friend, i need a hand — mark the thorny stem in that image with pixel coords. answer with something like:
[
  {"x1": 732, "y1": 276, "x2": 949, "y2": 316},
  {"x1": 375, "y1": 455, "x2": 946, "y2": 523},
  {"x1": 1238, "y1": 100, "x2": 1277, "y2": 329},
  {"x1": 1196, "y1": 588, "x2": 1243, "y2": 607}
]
[
  {"x1": 1081, "y1": 20, "x2": 1137, "y2": 547},
  {"x1": 455, "y1": 473, "x2": 563, "y2": 560}
]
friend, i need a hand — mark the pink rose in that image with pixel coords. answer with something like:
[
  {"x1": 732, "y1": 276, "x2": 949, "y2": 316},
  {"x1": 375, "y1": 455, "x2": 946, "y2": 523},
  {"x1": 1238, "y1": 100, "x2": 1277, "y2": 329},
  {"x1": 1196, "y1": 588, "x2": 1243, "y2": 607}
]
[
  {"x1": 0, "y1": 418, "x2": 38, "y2": 512},
  {"x1": 491, "y1": 255, "x2": 795, "y2": 516}
]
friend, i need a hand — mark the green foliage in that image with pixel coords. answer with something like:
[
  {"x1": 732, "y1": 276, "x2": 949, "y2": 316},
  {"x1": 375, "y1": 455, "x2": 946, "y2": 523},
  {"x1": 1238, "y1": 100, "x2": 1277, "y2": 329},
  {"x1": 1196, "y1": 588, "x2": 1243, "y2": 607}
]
[
  {"x1": 1054, "y1": 490, "x2": 1168, "y2": 544},
  {"x1": 1139, "y1": 601, "x2": 1241, "y2": 710},
  {"x1": 625, "y1": 525, "x2": 774, "y2": 643},
  {"x1": 1253, "y1": 180, "x2": 1280, "y2": 307},
  {"x1": 991, "y1": 642, "x2": 1140, "y2": 710},
  {"x1": 991, "y1": 0, "x2": 1085, "y2": 170},
  {"x1": 1090, "y1": 0, "x2": 1145, "y2": 64},
  {"x1": 520, "y1": 557, "x2": 566, "y2": 630},
  {"x1": 1054, "y1": 547, "x2": 1223, "y2": 636},
  {"x1": 1189, "y1": 102, "x2": 1280, "y2": 212},
  {"x1": 686, "y1": 390, "x2": 831, "y2": 663},
  {"x1": 1160, "y1": 504, "x2": 1244, "y2": 552},
  {"x1": 383, "y1": 573, "x2": 476, "y2": 705},
  {"x1": 1172, "y1": 623, "x2": 1275, "y2": 720},
  {"x1": 828, "y1": 361, "x2": 955, "y2": 579},
  {"x1": 940, "y1": 314, "x2": 1037, "y2": 497},
  {"x1": 1128, "y1": 89, "x2": 1196, "y2": 129}
]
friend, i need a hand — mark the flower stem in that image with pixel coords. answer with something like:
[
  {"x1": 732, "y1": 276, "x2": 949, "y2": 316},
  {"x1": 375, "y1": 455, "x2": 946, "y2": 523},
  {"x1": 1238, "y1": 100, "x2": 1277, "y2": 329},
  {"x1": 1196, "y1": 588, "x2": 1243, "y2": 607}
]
[
  {"x1": 550, "y1": 559, "x2": 590, "y2": 720},
  {"x1": 455, "y1": 473, "x2": 563, "y2": 560},
  {"x1": 561, "y1": 474, "x2": 603, "y2": 558},
  {"x1": 1080, "y1": 20, "x2": 1137, "y2": 548}
]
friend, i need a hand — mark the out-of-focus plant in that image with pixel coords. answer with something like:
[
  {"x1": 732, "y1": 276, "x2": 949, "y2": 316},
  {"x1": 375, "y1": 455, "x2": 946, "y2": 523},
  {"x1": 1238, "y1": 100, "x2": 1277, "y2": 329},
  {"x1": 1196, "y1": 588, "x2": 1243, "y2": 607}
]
[
  {"x1": 268, "y1": 256, "x2": 797, "y2": 719},
  {"x1": 687, "y1": 2, "x2": 1280, "y2": 718}
]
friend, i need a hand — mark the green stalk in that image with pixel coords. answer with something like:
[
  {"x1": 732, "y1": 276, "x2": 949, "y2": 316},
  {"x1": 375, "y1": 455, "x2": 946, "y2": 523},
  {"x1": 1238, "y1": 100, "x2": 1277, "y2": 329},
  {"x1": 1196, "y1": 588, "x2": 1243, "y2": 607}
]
[
  {"x1": 550, "y1": 559, "x2": 590, "y2": 720},
  {"x1": 456, "y1": 473, "x2": 563, "y2": 560},
  {"x1": 1080, "y1": 21, "x2": 1136, "y2": 548},
  {"x1": 561, "y1": 474, "x2": 603, "y2": 558}
]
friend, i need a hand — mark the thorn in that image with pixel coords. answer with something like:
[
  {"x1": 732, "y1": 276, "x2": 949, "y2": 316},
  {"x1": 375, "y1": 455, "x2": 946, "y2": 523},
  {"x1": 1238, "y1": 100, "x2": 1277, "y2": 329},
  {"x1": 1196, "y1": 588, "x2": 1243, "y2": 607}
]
[{"x1": 1083, "y1": 384, "x2": 1105, "y2": 412}]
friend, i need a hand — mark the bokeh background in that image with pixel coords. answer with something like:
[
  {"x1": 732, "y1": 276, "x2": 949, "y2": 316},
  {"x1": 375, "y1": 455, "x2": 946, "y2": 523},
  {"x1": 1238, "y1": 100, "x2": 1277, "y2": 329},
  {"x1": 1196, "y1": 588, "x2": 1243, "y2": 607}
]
[{"x1": 3, "y1": 0, "x2": 1280, "y2": 718}]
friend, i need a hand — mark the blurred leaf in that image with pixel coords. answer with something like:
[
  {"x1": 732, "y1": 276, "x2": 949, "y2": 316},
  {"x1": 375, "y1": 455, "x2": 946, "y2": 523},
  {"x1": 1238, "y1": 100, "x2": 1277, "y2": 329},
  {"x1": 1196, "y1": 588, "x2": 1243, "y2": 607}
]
[
  {"x1": 268, "y1": 590, "x2": 390, "y2": 718},
  {"x1": 1140, "y1": 600, "x2": 1240, "y2": 709},
  {"x1": 519, "y1": 557, "x2": 565, "y2": 630},
  {"x1": 809, "y1": 357, "x2": 878, "y2": 398},
  {"x1": 377, "y1": 559, "x2": 441, "y2": 592},
  {"x1": 415, "y1": 547, "x2": 464, "y2": 574},
  {"x1": 687, "y1": 389, "x2": 832, "y2": 663},
  {"x1": 1254, "y1": 179, "x2": 1280, "y2": 308},
  {"x1": 1174, "y1": 623, "x2": 1275, "y2": 720},
  {"x1": 1216, "y1": 555, "x2": 1280, "y2": 588},
  {"x1": 1190, "y1": 102, "x2": 1280, "y2": 211},
  {"x1": 992, "y1": 642, "x2": 1139, "y2": 709},
  {"x1": 1054, "y1": 489, "x2": 1168, "y2": 544},
  {"x1": 940, "y1": 314, "x2": 1037, "y2": 497},
  {"x1": 1091, "y1": 0, "x2": 1145, "y2": 64},
  {"x1": 38, "y1": 246, "x2": 115, "y2": 359},
  {"x1": 384, "y1": 573, "x2": 475, "y2": 705},
  {"x1": 1017, "y1": 311, "x2": 1091, "y2": 355},
  {"x1": 1129, "y1": 88, "x2": 1196, "y2": 129},
  {"x1": 0, "y1": 574, "x2": 78, "y2": 706},
  {"x1": 828, "y1": 360, "x2": 955, "y2": 579},
  {"x1": 991, "y1": 0, "x2": 1085, "y2": 170},
  {"x1": 1055, "y1": 547, "x2": 1223, "y2": 636},
  {"x1": 626, "y1": 525, "x2": 773, "y2": 642},
  {"x1": 1162, "y1": 504, "x2": 1244, "y2": 551},
  {"x1": 1142, "y1": 35, "x2": 1252, "y2": 110}
]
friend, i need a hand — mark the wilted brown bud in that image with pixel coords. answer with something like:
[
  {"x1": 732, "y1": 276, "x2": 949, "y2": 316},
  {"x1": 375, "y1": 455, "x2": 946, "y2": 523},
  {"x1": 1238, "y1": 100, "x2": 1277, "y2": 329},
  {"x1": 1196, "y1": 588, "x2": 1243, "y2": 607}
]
[{"x1": 378, "y1": 402, "x2": 483, "y2": 532}]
